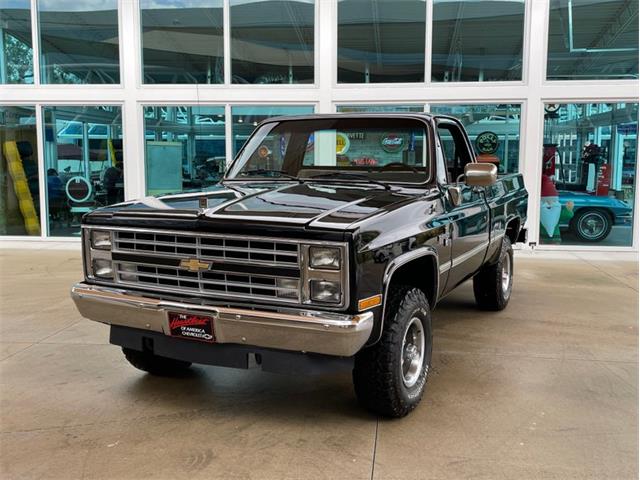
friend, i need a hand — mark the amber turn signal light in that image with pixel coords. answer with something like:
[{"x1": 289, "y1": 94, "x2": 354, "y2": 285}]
[{"x1": 358, "y1": 294, "x2": 382, "y2": 311}]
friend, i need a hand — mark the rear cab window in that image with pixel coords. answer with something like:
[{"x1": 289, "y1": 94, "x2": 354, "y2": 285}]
[{"x1": 227, "y1": 117, "x2": 433, "y2": 185}]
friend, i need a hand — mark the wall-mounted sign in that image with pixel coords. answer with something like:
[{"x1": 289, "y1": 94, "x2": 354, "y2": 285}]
[
  {"x1": 306, "y1": 132, "x2": 354, "y2": 155},
  {"x1": 545, "y1": 104, "x2": 560, "y2": 114},
  {"x1": 381, "y1": 133, "x2": 404, "y2": 153},
  {"x1": 347, "y1": 132, "x2": 365, "y2": 140},
  {"x1": 353, "y1": 157, "x2": 377, "y2": 166},
  {"x1": 617, "y1": 123, "x2": 637, "y2": 135},
  {"x1": 475, "y1": 131, "x2": 499, "y2": 154},
  {"x1": 336, "y1": 132, "x2": 350, "y2": 154}
]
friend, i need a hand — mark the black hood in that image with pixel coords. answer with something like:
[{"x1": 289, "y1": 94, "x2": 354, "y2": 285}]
[{"x1": 85, "y1": 181, "x2": 423, "y2": 234}]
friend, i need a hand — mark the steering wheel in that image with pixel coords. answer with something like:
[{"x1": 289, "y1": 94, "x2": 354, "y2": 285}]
[{"x1": 380, "y1": 162, "x2": 420, "y2": 174}]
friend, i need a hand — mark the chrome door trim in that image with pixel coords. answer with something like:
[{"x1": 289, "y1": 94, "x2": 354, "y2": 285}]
[
  {"x1": 450, "y1": 241, "x2": 490, "y2": 269},
  {"x1": 439, "y1": 262, "x2": 451, "y2": 274}
]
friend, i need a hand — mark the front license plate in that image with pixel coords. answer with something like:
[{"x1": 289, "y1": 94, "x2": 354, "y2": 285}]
[{"x1": 168, "y1": 312, "x2": 215, "y2": 343}]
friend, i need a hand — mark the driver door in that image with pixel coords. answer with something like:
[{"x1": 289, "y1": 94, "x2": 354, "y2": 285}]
[{"x1": 436, "y1": 119, "x2": 490, "y2": 293}]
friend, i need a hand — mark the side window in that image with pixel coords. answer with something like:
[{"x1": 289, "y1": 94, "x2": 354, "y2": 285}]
[
  {"x1": 302, "y1": 128, "x2": 427, "y2": 168},
  {"x1": 244, "y1": 133, "x2": 285, "y2": 171},
  {"x1": 437, "y1": 122, "x2": 474, "y2": 180}
]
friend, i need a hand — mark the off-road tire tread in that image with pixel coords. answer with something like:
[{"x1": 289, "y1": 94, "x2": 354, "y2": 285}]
[
  {"x1": 473, "y1": 237, "x2": 512, "y2": 311},
  {"x1": 122, "y1": 347, "x2": 192, "y2": 376},
  {"x1": 353, "y1": 287, "x2": 431, "y2": 418}
]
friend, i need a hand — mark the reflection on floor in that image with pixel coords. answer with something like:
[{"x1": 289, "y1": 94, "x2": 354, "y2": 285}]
[{"x1": 0, "y1": 249, "x2": 638, "y2": 479}]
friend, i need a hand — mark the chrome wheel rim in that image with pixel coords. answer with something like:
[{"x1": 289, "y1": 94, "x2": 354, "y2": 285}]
[
  {"x1": 401, "y1": 317, "x2": 425, "y2": 388},
  {"x1": 501, "y1": 253, "x2": 512, "y2": 296},
  {"x1": 578, "y1": 212, "x2": 607, "y2": 240}
]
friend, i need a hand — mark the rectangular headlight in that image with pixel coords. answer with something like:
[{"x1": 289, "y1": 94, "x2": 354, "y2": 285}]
[
  {"x1": 309, "y1": 279, "x2": 341, "y2": 303},
  {"x1": 92, "y1": 258, "x2": 113, "y2": 278},
  {"x1": 309, "y1": 246, "x2": 341, "y2": 270},
  {"x1": 90, "y1": 230, "x2": 112, "y2": 250}
]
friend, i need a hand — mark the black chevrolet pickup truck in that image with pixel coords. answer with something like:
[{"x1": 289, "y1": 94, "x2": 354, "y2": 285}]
[{"x1": 72, "y1": 114, "x2": 528, "y2": 417}]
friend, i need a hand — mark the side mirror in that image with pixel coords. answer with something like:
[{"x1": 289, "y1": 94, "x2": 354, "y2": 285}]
[
  {"x1": 464, "y1": 163, "x2": 497, "y2": 187},
  {"x1": 447, "y1": 186, "x2": 462, "y2": 207}
]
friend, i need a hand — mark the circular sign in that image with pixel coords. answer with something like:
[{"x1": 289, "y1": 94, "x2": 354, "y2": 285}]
[
  {"x1": 475, "y1": 131, "x2": 499, "y2": 154},
  {"x1": 381, "y1": 133, "x2": 404, "y2": 153},
  {"x1": 545, "y1": 104, "x2": 560, "y2": 114},
  {"x1": 65, "y1": 176, "x2": 92, "y2": 203},
  {"x1": 336, "y1": 132, "x2": 350, "y2": 155}
]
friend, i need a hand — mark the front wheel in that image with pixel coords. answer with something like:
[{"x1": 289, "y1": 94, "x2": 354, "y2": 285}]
[
  {"x1": 473, "y1": 236, "x2": 513, "y2": 311},
  {"x1": 571, "y1": 209, "x2": 612, "y2": 242},
  {"x1": 353, "y1": 287, "x2": 432, "y2": 418}
]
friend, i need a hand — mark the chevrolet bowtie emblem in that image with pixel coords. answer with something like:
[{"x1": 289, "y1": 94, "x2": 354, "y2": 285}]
[{"x1": 179, "y1": 258, "x2": 212, "y2": 272}]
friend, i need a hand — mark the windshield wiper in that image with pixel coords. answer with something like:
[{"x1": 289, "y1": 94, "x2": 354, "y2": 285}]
[
  {"x1": 237, "y1": 169, "x2": 301, "y2": 182},
  {"x1": 306, "y1": 172, "x2": 391, "y2": 190}
]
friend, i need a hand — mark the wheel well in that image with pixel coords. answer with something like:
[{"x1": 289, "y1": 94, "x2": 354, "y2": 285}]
[
  {"x1": 505, "y1": 217, "x2": 521, "y2": 244},
  {"x1": 386, "y1": 255, "x2": 438, "y2": 308}
]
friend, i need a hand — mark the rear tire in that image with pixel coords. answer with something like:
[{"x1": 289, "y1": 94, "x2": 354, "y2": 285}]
[
  {"x1": 122, "y1": 348, "x2": 192, "y2": 376},
  {"x1": 473, "y1": 236, "x2": 513, "y2": 311},
  {"x1": 353, "y1": 287, "x2": 432, "y2": 418}
]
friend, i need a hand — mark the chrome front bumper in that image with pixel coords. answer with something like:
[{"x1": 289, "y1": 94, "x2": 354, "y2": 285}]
[
  {"x1": 614, "y1": 213, "x2": 633, "y2": 226},
  {"x1": 71, "y1": 283, "x2": 373, "y2": 357}
]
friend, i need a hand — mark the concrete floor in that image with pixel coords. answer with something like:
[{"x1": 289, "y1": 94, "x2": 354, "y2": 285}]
[{"x1": 0, "y1": 248, "x2": 637, "y2": 480}]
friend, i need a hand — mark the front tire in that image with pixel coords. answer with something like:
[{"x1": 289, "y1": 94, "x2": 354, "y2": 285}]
[
  {"x1": 122, "y1": 348, "x2": 192, "y2": 376},
  {"x1": 473, "y1": 236, "x2": 513, "y2": 311},
  {"x1": 571, "y1": 209, "x2": 612, "y2": 242},
  {"x1": 353, "y1": 287, "x2": 432, "y2": 418}
]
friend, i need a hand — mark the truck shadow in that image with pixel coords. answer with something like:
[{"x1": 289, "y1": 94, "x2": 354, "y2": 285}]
[
  {"x1": 119, "y1": 284, "x2": 489, "y2": 421},
  {"x1": 122, "y1": 366, "x2": 372, "y2": 422},
  {"x1": 431, "y1": 283, "x2": 488, "y2": 327}
]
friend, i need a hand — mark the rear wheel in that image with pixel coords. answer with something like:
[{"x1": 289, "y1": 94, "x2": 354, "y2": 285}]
[
  {"x1": 122, "y1": 348, "x2": 192, "y2": 376},
  {"x1": 473, "y1": 237, "x2": 513, "y2": 311},
  {"x1": 571, "y1": 209, "x2": 612, "y2": 242},
  {"x1": 353, "y1": 287, "x2": 432, "y2": 418}
]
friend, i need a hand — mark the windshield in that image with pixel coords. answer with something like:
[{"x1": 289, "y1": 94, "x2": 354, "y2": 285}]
[{"x1": 226, "y1": 118, "x2": 431, "y2": 184}]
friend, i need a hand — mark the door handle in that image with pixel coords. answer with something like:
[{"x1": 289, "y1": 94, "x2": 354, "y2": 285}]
[{"x1": 440, "y1": 228, "x2": 452, "y2": 246}]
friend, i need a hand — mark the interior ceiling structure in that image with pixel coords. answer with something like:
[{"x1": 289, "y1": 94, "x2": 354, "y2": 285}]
[
  {"x1": 431, "y1": 1, "x2": 525, "y2": 77},
  {"x1": 548, "y1": 0, "x2": 638, "y2": 77},
  {"x1": 1, "y1": 1, "x2": 638, "y2": 79}
]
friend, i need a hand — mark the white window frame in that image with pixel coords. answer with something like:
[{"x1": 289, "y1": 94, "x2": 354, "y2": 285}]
[{"x1": 0, "y1": 0, "x2": 637, "y2": 251}]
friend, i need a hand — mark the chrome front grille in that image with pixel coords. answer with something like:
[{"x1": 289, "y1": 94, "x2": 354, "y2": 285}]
[
  {"x1": 114, "y1": 231, "x2": 299, "y2": 267},
  {"x1": 111, "y1": 230, "x2": 301, "y2": 303}
]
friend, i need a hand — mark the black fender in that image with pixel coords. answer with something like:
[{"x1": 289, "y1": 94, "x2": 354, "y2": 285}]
[{"x1": 369, "y1": 247, "x2": 439, "y2": 345}]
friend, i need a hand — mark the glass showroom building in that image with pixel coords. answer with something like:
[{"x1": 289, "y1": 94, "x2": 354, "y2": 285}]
[{"x1": 0, "y1": 0, "x2": 638, "y2": 250}]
